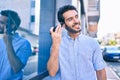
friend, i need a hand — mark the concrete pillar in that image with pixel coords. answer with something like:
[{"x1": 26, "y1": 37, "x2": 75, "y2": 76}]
[{"x1": 38, "y1": 0, "x2": 56, "y2": 74}]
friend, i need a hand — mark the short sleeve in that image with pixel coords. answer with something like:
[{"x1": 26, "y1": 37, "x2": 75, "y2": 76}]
[
  {"x1": 92, "y1": 40, "x2": 106, "y2": 71},
  {"x1": 16, "y1": 40, "x2": 32, "y2": 66}
]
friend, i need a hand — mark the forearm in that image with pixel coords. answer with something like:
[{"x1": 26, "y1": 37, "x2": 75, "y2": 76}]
[
  {"x1": 48, "y1": 25, "x2": 62, "y2": 76},
  {"x1": 47, "y1": 44, "x2": 59, "y2": 77},
  {"x1": 96, "y1": 69, "x2": 107, "y2": 80},
  {"x1": 6, "y1": 40, "x2": 24, "y2": 73}
]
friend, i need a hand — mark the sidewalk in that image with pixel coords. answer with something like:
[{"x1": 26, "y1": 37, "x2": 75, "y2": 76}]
[
  {"x1": 43, "y1": 67, "x2": 120, "y2": 80},
  {"x1": 25, "y1": 67, "x2": 120, "y2": 80},
  {"x1": 106, "y1": 67, "x2": 120, "y2": 80}
]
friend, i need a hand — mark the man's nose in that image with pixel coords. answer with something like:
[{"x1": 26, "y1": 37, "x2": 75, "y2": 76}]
[{"x1": 73, "y1": 18, "x2": 79, "y2": 23}]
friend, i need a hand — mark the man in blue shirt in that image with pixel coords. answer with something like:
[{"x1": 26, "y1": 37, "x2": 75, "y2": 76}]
[
  {"x1": 0, "y1": 10, "x2": 32, "y2": 80},
  {"x1": 47, "y1": 5, "x2": 106, "y2": 80}
]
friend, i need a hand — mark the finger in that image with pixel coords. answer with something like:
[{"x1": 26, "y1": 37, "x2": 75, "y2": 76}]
[
  {"x1": 58, "y1": 24, "x2": 62, "y2": 33},
  {"x1": 55, "y1": 24, "x2": 61, "y2": 33},
  {"x1": 50, "y1": 27, "x2": 54, "y2": 33}
]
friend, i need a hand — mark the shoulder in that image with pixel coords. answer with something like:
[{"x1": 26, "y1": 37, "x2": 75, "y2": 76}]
[
  {"x1": 79, "y1": 35, "x2": 97, "y2": 42},
  {"x1": 13, "y1": 33, "x2": 31, "y2": 47},
  {"x1": 20, "y1": 37, "x2": 31, "y2": 48},
  {"x1": 79, "y1": 35, "x2": 99, "y2": 46}
]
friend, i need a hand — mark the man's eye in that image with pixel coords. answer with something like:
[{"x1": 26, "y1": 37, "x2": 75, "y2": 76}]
[
  {"x1": 75, "y1": 15, "x2": 78, "y2": 19},
  {"x1": 67, "y1": 18, "x2": 72, "y2": 21}
]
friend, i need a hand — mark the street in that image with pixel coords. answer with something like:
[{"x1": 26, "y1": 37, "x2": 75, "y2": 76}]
[
  {"x1": 23, "y1": 54, "x2": 120, "y2": 79},
  {"x1": 107, "y1": 61, "x2": 120, "y2": 78},
  {"x1": 23, "y1": 55, "x2": 38, "y2": 79}
]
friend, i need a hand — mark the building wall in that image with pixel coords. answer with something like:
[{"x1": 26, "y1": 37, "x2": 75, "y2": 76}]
[
  {"x1": 0, "y1": 0, "x2": 31, "y2": 31},
  {"x1": 87, "y1": 0, "x2": 100, "y2": 38},
  {"x1": 80, "y1": 0, "x2": 100, "y2": 38},
  {"x1": 34, "y1": 0, "x2": 40, "y2": 35}
]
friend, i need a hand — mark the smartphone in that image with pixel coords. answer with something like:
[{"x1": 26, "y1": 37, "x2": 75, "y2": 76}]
[{"x1": 53, "y1": 22, "x2": 64, "y2": 32}]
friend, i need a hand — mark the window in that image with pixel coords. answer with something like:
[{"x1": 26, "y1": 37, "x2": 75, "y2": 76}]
[
  {"x1": 31, "y1": 0, "x2": 35, "y2": 8},
  {"x1": 31, "y1": 15, "x2": 35, "y2": 22}
]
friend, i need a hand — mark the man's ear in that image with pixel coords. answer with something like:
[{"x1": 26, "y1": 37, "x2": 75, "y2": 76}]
[{"x1": 62, "y1": 24, "x2": 66, "y2": 28}]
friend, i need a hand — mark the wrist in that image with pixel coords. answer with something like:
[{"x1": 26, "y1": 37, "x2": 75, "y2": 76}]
[{"x1": 52, "y1": 43, "x2": 60, "y2": 49}]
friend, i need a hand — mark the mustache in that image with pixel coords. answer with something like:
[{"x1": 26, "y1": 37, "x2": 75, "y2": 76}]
[{"x1": 72, "y1": 22, "x2": 80, "y2": 27}]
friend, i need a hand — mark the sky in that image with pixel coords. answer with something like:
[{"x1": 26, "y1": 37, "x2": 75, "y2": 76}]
[{"x1": 97, "y1": 0, "x2": 120, "y2": 38}]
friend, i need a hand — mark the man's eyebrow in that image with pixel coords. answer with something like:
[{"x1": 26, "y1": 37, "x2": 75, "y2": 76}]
[
  {"x1": 65, "y1": 14, "x2": 78, "y2": 21},
  {"x1": 66, "y1": 17, "x2": 72, "y2": 21}
]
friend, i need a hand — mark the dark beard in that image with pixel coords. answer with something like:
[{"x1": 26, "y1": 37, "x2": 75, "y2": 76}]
[{"x1": 65, "y1": 24, "x2": 81, "y2": 34}]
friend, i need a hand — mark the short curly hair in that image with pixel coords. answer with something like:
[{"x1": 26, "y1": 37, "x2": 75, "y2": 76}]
[
  {"x1": 0, "y1": 10, "x2": 21, "y2": 31},
  {"x1": 57, "y1": 5, "x2": 78, "y2": 24}
]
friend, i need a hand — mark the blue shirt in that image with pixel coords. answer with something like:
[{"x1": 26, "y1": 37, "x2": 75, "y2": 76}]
[
  {"x1": 49, "y1": 34, "x2": 106, "y2": 80},
  {"x1": 0, "y1": 33, "x2": 32, "y2": 80}
]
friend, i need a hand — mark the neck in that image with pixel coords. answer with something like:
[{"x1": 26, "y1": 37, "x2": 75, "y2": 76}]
[{"x1": 68, "y1": 32, "x2": 80, "y2": 39}]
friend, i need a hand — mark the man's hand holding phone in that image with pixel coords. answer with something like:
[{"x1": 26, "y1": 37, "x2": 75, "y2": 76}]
[
  {"x1": 50, "y1": 24, "x2": 62, "y2": 47},
  {"x1": 3, "y1": 25, "x2": 12, "y2": 45},
  {"x1": 48, "y1": 24, "x2": 63, "y2": 76}
]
